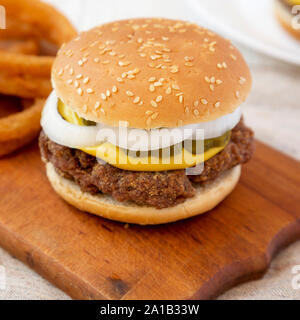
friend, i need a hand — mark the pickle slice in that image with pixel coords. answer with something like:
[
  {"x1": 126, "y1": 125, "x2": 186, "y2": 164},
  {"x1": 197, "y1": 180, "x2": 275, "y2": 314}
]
[{"x1": 57, "y1": 100, "x2": 230, "y2": 171}]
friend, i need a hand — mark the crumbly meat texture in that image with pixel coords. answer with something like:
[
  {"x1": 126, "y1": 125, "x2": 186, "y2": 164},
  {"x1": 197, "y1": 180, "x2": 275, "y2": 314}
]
[{"x1": 39, "y1": 119, "x2": 254, "y2": 209}]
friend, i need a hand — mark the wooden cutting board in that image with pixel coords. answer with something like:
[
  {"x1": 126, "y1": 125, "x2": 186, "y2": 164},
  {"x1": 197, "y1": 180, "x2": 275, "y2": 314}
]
[{"x1": 0, "y1": 140, "x2": 299, "y2": 300}]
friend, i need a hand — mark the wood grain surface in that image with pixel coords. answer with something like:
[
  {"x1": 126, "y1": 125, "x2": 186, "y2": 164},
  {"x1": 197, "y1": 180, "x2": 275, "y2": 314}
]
[{"x1": 0, "y1": 140, "x2": 299, "y2": 300}]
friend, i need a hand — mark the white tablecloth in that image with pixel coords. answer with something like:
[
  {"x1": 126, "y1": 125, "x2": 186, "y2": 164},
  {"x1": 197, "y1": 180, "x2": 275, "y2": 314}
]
[{"x1": 0, "y1": 0, "x2": 299, "y2": 300}]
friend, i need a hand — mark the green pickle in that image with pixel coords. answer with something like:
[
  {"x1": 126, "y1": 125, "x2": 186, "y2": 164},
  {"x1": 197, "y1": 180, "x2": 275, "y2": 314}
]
[{"x1": 58, "y1": 99, "x2": 230, "y2": 159}]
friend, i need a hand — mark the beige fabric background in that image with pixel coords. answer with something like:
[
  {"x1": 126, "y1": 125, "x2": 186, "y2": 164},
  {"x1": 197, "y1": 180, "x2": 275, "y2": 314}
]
[{"x1": 0, "y1": 0, "x2": 299, "y2": 300}]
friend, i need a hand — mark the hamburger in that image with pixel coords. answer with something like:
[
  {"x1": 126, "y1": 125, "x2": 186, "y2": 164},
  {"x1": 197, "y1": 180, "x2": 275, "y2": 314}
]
[
  {"x1": 275, "y1": 0, "x2": 300, "y2": 40},
  {"x1": 39, "y1": 18, "x2": 254, "y2": 225}
]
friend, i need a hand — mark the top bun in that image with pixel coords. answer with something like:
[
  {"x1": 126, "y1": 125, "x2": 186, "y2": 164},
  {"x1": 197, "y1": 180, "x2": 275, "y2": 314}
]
[{"x1": 52, "y1": 18, "x2": 251, "y2": 129}]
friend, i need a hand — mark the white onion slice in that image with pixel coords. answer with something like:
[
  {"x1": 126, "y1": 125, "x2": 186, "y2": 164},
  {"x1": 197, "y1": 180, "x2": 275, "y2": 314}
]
[
  {"x1": 42, "y1": 91, "x2": 242, "y2": 151},
  {"x1": 191, "y1": 107, "x2": 242, "y2": 140},
  {"x1": 41, "y1": 91, "x2": 100, "y2": 148}
]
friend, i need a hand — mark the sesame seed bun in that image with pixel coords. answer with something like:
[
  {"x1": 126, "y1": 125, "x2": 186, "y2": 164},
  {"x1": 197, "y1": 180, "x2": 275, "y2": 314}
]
[
  {"x1": 275, "y1": 0, "x2": 300, "y2": 41},
  {"x1": 46, "y1": 162, "x2": 241, "y2": 225},
  {"x1": 52, "y1": 18, "x2": 251, "y2": 129}
]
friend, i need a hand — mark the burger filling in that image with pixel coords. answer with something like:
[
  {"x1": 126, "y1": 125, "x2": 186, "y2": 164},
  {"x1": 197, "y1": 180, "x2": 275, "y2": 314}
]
[{"x1": 39, "y1": 119, "x2": 254, "y2": 209}]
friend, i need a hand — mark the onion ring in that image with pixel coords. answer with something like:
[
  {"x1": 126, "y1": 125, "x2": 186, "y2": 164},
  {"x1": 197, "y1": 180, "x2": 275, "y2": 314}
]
[
  {"x1": 0, "y1": 0, "x2": 77, "y2": 98},
  {"x1": 0, "y1": 39, "x2": 39, "y2": 55},
  {"x1": 0, "y1": 98, "x2": 45, "y2": 157}
]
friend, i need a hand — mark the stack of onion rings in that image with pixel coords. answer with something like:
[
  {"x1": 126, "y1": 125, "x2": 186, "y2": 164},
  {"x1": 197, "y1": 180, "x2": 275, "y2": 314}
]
[{"x1": 0, "y1": 0, "x2": 77, "y2": 157}]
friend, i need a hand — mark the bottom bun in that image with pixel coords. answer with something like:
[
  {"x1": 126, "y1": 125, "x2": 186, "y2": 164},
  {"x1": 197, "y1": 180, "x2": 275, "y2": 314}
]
[{"x1": 46, "y1": 162, "x2": 241, "y2": 225}]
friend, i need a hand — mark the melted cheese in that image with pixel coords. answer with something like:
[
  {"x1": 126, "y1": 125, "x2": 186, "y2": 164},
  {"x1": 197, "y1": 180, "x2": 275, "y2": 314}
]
[{"x1": 58, "y1": 101, "x2": 229, "y2": 171}]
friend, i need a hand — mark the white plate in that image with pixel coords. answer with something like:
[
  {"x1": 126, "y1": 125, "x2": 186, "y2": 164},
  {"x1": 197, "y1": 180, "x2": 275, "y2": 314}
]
[{"x1": 188, "y1": 0, "x2": 300, "y2": 66}]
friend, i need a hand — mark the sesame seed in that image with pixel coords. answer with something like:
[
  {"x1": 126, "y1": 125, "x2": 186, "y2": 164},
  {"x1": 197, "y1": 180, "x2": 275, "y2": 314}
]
[
  {"x1": 126, "y1": 91, "x2": 134, "y2": 97},
  {"x1": 149, "y1": 84, "x2": 155, "y2": 92},
  {"x1": 94, "y1": 101, "x2": 101, "y2": 109},
  {"x1": 140, "y1": 53, "x2": 146, "y2": 57},
  {"x1": 101, "y1": 60, "x2": 110, "y2": 64},
  {"x1": 148, "y1": 77, "x2": 156, "y2": 82},
  {"x1": 239, "y1": 77, "x2": 246, "y2": 84},
  {"x1": 151, "y1": 55, "x2": 161, "y2": 60},
  {"x1": 100, "y1": 108, "x2": 106, "y2": 115},
  {"x1": 185, "y1": 107, "x2": 189, "y2": 114},
  {"x1": 172, "y1": 84, "x2": 180, "y2": 90},
  {"x1": 83, "y1": 77, "x2": 90, "y2": 84},
  {"x1": 127, "y1": 74, "x2": 135, "y2": 79},
  {"x1": 69, "y1": 68, "x2": 74, "y2": 75},
  {"x1": 74, "y1": 80, "x2": 79, "y2": 88},
  {"x1": 156, "y1": 95, "x2": 163, "y2": 103},
  {"x1": 170, "y1": 65, "x2": 179, "y2": 73},
  {"x1": 162, "y1": 36, "x2": 169, "y2": 41},
  {"x1": 154, "y1": 81, "x2": 163, "y2": 87},
  {"x1": 201, "y1": 99, "x2": 208, "y2": 105},
  {"x1": 106, "y1": 90, "x2": 111, "y2": 97},
  {"x1": 121, "y1": 72, "x2": 127, "y2": 79},
  {"x1": 112, "y1": 86, "x2": 117, "y2": 93},
  {"x1": 165, "y1": 87, "x2": 172, "y2": 95},
  {"x1": 87, "y1": 88, "x2": 94, "y2": 94},
  {"x1": 116, "y1": 77, "x2": 123, "y2": 83},
  {"x1": 179, "y1": 95, "x2": 184, "y2": 103},
  {"x1": 184, "y1": 56, "x2": 194, "y2": 62},
  {"x1": 216, "y1": 79, "x2": 223, "y2": 85},
  {"x1": 133, "y1": 96, "x2": 140, "y2": 104},
  {"x1": 145, "y1": 110, "x2": 153, "y2": 116},
  {"x1": 210, "y1": 84, "x2": 214, "y2": 91},
  {"x1": 78, "y1": 60, "x2": 83, "y2": 66},
  {"x1": 94, "y1": 58, "x2": 100, "y2": 63},
  {"x1": 77, "y1": 88, "x2": 82, "y2": 96},
  {"x1": 151, "y1": 112, "x2": 159, "y2": 120},
  {"x1": 205, "y1": 76, "x2": 210, "y2": 83},
  {"x1": 146, "y1": 118, "x2": 152, "y2": 126},
  {"x1": 222, "y1": 62, "x2": 228, "y2": 68},
  {"x1": 132, "y1": 68, "x2": 140, "y2": 74},
  {"x1": 118, "y1": 61, "x2": 131, "y2": 67},
  {"x1": 230, "y1": 54, "x2": 237, "y2": 61},
  {"x1": 76, "y1": 74, "x2": 83, "y2": 79},
  {"x1": 215, "y1": 101, "x2": 221, "y2": 108},
  {"x1": 194, "y1": 100, "x2": 199, "y2": 107},
  {"x1": 151, "y1": 100, "x2": 158, "y2": 107},
  {"x1": 58, "y1": 69, "x2": 64, "y2": 76},
  {"x1": 67, "y1": 79, "x2": 73, "y2": 84},
  {"x1": 235, "y1": 91, "x2": 240, "y2": 98},
  {"x1": 210, "y1": 77, "x2": 216, "y2": 83},
  {"x1": 101, "y1": 93, "x2": 107, "y2": 100},
  {"x1": 193, "y1": 109, "x2": 199, "y2": 116},
  {"x1": 217, "y1": 63, "x2": 223, "y2": 69}
]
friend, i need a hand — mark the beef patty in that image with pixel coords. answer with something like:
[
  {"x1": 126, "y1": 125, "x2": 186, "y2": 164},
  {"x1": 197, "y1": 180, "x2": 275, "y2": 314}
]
[{"x1": 39, "y1": 119, "x2": 254, "y2": 209}]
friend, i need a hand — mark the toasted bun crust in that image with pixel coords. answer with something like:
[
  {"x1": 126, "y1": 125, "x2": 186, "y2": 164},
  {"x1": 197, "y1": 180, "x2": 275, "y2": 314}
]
[
  {"x1": 52, "y1": 18, "x2": 251, "y2": 129},
  {"x1": 46, "y1": 162, "x2": 241, "y2": 225},
  {"x1": 275, "y1": 0, "x2": 300, "y2": 40}
]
